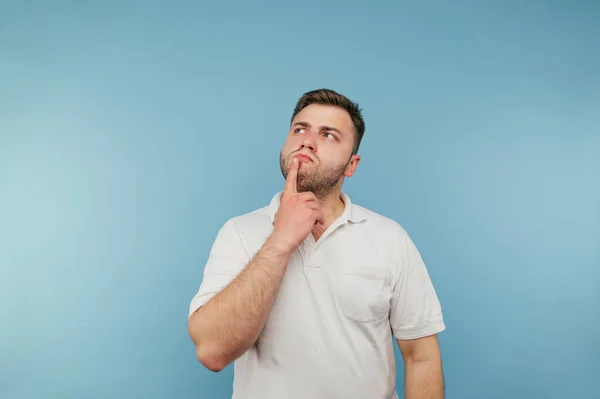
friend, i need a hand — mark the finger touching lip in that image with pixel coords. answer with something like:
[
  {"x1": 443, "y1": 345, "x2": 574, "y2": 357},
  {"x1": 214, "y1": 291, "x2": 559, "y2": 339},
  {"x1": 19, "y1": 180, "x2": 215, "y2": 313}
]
[{"x1": 294, "y1": 154, "x2": 313, "y2": 163}]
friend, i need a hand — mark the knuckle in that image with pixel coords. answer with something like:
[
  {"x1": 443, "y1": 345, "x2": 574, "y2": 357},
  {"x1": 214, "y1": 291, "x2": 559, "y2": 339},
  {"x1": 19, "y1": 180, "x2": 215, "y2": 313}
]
[{"x1": 302, "y1": 192, "x2": 316, "y2": 201}]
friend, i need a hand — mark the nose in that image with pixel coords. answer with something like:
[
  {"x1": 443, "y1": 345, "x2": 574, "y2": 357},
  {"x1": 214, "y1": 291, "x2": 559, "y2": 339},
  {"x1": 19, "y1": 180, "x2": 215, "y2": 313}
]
[{"x1": 300, "y1": 134, "x2": 317, "y2": 153}]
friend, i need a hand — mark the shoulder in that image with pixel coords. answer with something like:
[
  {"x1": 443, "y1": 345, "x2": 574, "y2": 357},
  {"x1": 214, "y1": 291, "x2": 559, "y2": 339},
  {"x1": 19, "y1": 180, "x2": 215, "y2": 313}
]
[
  {"x1": 214, "y1": 205, "x2": 273, "y2": 256},
  {"x1": 349, "y1": 202, "x2": 414, "y2": 261},
  {"x1": 352, "y1": 203, "x2": 409, "y2": 239},
  {"x1": 224, "y1": 191, "x2": 280, "y2": 231},
  {"x1": 226, "y1": 205, "x2": 271, "y2": 230}
]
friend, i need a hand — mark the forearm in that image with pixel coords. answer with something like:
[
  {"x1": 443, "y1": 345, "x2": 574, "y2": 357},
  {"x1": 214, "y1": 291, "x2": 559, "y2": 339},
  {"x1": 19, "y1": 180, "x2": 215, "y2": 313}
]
[
  {"x1": 189, "y1": 236, "x2": 292, "y2": 371},
  {"x1": 405, "y1": 359, "x2": 444, "y2": 399}
]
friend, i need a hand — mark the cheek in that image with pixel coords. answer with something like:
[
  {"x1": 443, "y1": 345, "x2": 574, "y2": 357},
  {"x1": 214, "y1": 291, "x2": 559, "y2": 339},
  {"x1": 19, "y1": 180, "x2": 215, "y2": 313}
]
[
  {"x1": 284, "y1": 141, "x2": 304, "y2": 158},
  {"x1": 281, "y1": 137, "x2": 296, "y2": 152},
  {"x1": 321, "y1": 148, "x2": 345, "y2": 162}
]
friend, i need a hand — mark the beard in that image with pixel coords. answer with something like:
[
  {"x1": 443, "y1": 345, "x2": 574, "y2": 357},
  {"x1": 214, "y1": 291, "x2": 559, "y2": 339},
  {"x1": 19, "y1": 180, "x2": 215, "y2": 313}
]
[{"x1": 279, "y1": 151, "x2": 349, "y2": 199}]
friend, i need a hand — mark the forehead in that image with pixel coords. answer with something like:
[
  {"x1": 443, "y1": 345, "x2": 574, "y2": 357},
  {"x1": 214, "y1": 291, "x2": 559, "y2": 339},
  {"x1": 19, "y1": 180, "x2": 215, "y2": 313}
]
[{"x1": 292, "y1": 104, "x2": 354, "y2": 134}]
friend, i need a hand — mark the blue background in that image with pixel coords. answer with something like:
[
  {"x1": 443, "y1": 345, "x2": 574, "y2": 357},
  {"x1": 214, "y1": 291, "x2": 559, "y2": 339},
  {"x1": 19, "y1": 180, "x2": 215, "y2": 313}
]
[{"x1": 1, "y1": 1, "x2": 598, "y2": 398}]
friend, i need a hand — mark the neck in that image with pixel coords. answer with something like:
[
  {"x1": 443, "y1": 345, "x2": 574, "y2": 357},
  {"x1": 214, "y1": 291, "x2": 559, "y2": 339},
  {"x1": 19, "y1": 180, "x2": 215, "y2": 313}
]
[{"x1": 316, "y1": 190, "x2": 345, "y2": 228}]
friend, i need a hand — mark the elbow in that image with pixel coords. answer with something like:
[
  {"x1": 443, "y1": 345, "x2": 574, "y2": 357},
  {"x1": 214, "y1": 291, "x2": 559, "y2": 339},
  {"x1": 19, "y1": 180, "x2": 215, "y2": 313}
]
[
  {"x1": 188, "y1": 310, "x2": 237, "y2": 372},
  {"x1": 189, "y1": 311, "x2": 226, "y2": 372},
  {"x1": 195, "y1": 345, "x2": 229, "y2": 373}
]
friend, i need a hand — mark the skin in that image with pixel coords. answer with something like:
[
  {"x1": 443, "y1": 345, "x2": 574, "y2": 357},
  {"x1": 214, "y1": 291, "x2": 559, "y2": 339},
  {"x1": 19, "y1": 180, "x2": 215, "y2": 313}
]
[
  {"x1": 278, "y1": 104, "x2": 360, "y2": 239},
  {"x1": 188, "y1": 103, "x2": 444, "y2": 398},
  {"x1": 399, "y1": 335, "x2": 445, "y2": 399}
]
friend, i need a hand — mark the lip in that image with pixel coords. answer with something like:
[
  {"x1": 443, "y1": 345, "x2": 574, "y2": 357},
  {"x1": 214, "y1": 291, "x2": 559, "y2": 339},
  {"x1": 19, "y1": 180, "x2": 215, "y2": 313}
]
[{"x1": 294, "y1": 153, "x2": 314, "y2": 163}]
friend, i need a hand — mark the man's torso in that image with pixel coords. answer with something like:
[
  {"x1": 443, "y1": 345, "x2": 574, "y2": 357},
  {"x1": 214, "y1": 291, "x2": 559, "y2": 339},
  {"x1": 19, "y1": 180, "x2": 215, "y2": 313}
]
[{"x1": 228, "y1": 194, "x2": 402, "y2": 399}]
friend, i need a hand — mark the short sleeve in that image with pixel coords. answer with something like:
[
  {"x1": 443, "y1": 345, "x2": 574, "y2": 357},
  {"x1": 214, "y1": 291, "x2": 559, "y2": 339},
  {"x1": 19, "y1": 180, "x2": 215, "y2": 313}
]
[
  {"x1": 390, "y1": 230, "x2": 445, "y2": 340},
  {"x1": 188, "y1": 218, "x2": 251, "y2": 318}
]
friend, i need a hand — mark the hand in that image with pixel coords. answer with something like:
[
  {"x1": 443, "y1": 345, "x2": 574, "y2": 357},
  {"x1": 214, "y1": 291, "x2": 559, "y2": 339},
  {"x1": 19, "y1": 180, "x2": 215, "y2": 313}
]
[{"x1": 271, "y1": 158, "x2": 324, "y2": 253}]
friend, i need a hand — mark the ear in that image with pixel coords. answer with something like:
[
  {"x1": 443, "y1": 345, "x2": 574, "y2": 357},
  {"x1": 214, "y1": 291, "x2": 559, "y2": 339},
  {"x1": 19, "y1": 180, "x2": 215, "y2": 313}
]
[{"x1": 344, "y1": 154, "x2": 360, "y2": 177}]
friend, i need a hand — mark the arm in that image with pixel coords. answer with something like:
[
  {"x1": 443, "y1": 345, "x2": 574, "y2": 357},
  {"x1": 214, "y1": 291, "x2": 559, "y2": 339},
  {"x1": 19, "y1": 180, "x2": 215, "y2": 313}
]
[
  {"x1": 397, "y1": 335, "x2": 444, "y2": 399},
  {"x1": 389, "y1": 228, "x2": 446, "y2": 398},
  {"x1": 188, "y1": 235, "x2": 292, "y2": 372},
  {"x1": 188, "y1": 158, "x2": 322, "y2": 372}
]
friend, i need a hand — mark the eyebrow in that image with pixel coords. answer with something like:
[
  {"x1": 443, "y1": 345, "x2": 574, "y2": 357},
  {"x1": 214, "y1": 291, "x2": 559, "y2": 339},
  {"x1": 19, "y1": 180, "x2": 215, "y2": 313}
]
[{"x1": 292, "y1": 121, "x2": 342, "y2": 134}]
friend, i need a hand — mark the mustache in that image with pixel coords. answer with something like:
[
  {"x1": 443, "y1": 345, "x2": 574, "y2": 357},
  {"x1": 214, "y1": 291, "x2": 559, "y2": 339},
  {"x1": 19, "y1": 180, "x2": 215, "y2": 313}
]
[{"x1": 289, "y1": 151, "x2": 317, "y2": 162}]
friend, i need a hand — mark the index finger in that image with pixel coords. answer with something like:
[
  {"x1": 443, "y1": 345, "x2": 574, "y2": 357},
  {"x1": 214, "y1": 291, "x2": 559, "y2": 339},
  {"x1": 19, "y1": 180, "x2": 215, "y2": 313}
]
[{"x1": 284, "y1": 158, "x2": 298, "y2": 194}]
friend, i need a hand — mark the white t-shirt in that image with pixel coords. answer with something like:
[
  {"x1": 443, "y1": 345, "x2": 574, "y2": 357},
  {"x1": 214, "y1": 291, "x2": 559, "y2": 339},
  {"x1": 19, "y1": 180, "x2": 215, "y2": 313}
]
[{"x1": 189, "y1": 191, "x2": 445, "y2": 399}]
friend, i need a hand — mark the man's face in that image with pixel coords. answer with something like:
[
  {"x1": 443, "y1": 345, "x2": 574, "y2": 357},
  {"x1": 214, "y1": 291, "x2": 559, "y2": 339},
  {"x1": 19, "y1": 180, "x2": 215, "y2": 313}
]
[{"x1": 279, "y1": 104, "x2": 360, "y2": 199}]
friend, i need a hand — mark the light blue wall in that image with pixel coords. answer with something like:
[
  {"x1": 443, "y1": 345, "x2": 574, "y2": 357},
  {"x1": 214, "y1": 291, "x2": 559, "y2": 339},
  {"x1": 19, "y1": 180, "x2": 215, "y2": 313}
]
[{"x1": 1, "y1": 1, "x2": 598, "y2": 398}]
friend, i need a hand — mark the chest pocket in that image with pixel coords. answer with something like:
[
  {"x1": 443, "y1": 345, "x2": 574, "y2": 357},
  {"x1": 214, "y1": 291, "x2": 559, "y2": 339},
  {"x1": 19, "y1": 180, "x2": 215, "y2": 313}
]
[{"x1": 338, "y1": 264, "x2": 391, "y2": 323}]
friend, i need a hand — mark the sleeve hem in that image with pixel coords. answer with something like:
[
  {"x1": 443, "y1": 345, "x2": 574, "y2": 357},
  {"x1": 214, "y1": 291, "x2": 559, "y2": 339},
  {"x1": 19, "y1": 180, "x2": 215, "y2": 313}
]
[
  {"x1": 393, "y1": 319, "x2": 446, "y2": 340},
  {"x1": 188, "y1": 295, "x2": 214, "y2": 319}
]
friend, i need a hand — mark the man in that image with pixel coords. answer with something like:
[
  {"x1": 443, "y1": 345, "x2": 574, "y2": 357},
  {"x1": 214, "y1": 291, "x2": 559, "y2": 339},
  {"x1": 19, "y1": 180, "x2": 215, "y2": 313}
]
[{"x1": 188, "y1": 89, "x2": 446, "y2": 399}]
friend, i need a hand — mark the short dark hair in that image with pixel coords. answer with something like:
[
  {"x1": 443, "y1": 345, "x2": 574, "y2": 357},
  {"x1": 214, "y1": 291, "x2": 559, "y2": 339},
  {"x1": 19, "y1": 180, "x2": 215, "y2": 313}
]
[{"x1": 290, "y1": 88, "x2": 365, "y2": 155}]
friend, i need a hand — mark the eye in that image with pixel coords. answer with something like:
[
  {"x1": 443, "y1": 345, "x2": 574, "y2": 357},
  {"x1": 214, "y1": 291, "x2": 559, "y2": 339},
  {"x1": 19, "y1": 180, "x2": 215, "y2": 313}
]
[
  {"x1": 322, "y1": 132, "x2": 337, "y2": 140},
  {"x1": 294, "y1": 128, "x2": 307, "y2": 134}
]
